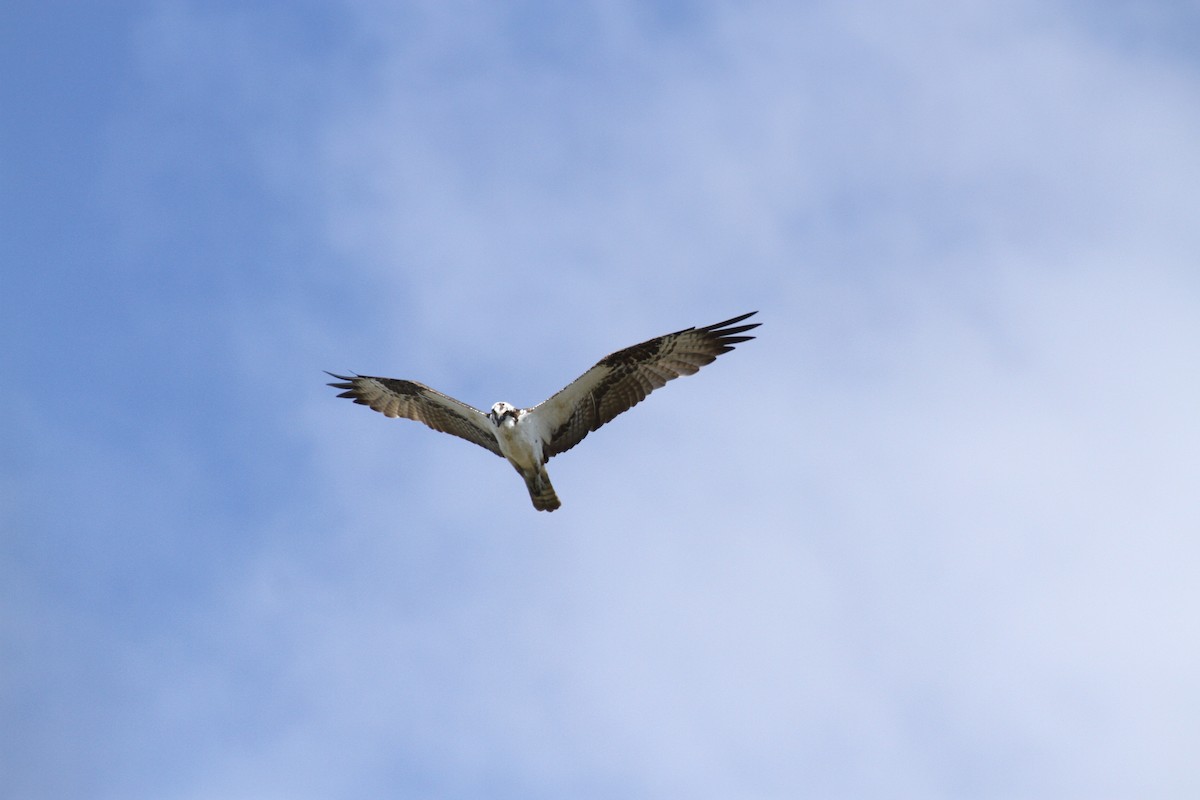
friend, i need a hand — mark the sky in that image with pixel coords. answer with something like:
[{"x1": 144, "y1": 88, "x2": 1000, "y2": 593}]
[{"x1": 3, "y1": 0, "x2": 1200, "y2": 797}]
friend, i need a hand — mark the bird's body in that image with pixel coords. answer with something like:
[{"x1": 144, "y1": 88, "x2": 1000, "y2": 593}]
[
  {"x1": 489, "y1": 403, "x2": 560, "y2": 511},
  {"x1": 327, "y1": 312, "x2": 759, "y2": 511}
]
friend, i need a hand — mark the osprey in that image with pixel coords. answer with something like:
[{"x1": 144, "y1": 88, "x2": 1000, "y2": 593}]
[{"x1": 327, "y1": 311, "x2": 759, "y2": 511}]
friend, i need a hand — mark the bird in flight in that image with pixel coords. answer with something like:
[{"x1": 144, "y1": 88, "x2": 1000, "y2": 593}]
[{"x1": 327, "y1": 311, "x2": 759, "y2": 512}]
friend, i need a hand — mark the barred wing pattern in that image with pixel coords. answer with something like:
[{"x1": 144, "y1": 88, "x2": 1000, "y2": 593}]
[
  {"x1": 325, "y1": 373, "x2": 503, "y2": 457},
  {"x1": 533, "y1": 311, "x2": 759, "y2": 459}
]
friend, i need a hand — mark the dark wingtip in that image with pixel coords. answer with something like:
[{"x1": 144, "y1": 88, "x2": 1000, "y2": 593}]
[
  {"x1": 707, "y1": 311, "x2": 760, "y2": 342},
  {"x1": 325, "y1": 371, "x2": 357, "y2": 389},
  {"x1": 709, "y1": 311, "x2": 759, "y2": 332},
  {"x1": 716, "y1": 311, "x2": 758, "y2": 326}
]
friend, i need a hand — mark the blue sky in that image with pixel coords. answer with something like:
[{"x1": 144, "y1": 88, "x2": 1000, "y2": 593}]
[{"x1": 3, "y1": 1, "x2": 1200, "y2": 797}]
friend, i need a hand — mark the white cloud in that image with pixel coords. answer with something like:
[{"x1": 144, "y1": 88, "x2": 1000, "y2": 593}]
[{"x1": 288, "y1": 3, "x2": 1200, "y2": 795}]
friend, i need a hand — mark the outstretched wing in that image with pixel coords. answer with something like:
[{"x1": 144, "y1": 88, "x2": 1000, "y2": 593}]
[
  {"x1": 531, "y1": 312, "x2": 759, "y2": 460},
  {"x1": 326, "y1": 373, "x2": 503, "y2": 458}
]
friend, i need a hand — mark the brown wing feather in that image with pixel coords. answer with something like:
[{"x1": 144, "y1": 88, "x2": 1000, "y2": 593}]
[
  {"x1": 326, "y1": 373, "x2": 503, "y2": 457},
  {"x1": 534, "y1": 312, "x2": 759, "y2": 459}
]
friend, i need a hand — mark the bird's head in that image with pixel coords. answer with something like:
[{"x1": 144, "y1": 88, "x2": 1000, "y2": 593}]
[{"x1": 488, "y1": 402, "x2": 517, "y2": 426}]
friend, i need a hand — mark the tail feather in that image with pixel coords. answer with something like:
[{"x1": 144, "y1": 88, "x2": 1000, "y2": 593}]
[{"x1": 523, "y1": 468, "x2": 561, "y2": 512}]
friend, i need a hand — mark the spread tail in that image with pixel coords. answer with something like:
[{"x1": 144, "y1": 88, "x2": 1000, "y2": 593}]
[{"x1": 523, "y1": 468, "x2": 561, "y2": 512}]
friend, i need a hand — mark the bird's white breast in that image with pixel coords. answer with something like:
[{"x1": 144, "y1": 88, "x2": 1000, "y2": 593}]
[{"x1": 493, "y1": 411, "x2": 545, "y2": 472}]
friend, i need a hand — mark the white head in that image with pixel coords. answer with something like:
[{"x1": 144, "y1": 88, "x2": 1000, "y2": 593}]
[{"x1": 488, "y1": 401, "x2": 517, "y2": 426}]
